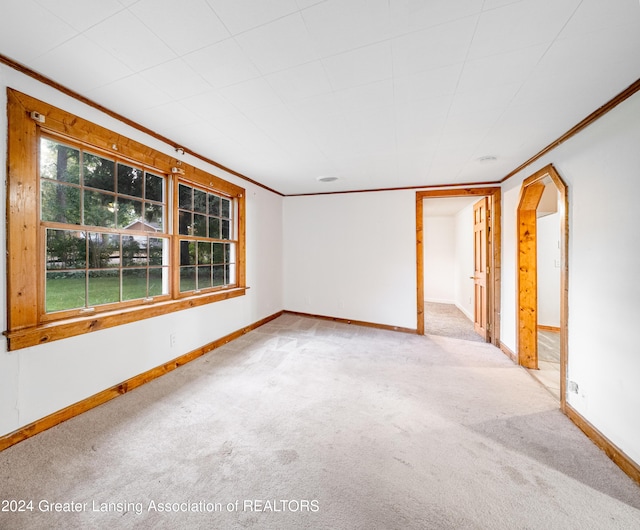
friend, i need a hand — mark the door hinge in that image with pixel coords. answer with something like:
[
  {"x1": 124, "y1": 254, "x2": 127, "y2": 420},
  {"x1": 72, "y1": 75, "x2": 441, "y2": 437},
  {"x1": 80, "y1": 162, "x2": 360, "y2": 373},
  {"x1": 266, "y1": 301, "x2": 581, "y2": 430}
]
[
  {"x1": 487, "y1": 323, "x2": 492, "y2": 332},
  {"x1": 487, "y1": 266, "x2": 490, "y2": 275}
]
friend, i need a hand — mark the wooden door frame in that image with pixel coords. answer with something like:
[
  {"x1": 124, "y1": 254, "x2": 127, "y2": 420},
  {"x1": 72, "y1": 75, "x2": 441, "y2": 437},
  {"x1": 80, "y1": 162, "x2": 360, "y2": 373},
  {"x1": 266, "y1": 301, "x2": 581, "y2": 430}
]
[
  {"x1": 517, "y1": 164, "x2": 568, "y2": 409},
  {"x1": 416, "y1": 187, "x2": 501, "y2": 345}
]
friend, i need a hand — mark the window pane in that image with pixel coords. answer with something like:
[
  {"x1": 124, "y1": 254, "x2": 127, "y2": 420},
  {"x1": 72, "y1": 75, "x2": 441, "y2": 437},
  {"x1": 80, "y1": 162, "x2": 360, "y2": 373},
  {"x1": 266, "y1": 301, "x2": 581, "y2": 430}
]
[
  {"x1": 197, "y1": 242, "x2": 212, "y2": 264},
  {"x1": 117, "y1": 163, "x2": 143, "y2": 198},
  {"x1": 145, "y1": 173, "x2": 164, "y2": 202},
  {"x1": 208, "y1": 194, "x2": 220, "y2": 216},
  {"x1": 122, "y1": 269, "x2": 147, "y2": 301},
  {"x1": 84, "y1": 190, "x2": 116, "y2": 228},
  {"x1": 88, "y1": 232, "x2": 120, "y2": 269},
  {"x1": 209, "y1": 217, "x2": 220, "y2": 239},
  {"x1": 83, "y1": 152, "x2": 115, "y2": 191},
  {"x1": 213, "y1": 242, "x2": 224, "y2": 264},
  {"x1": 179, "y1": 184, "x2": 192, "y2": 210},
  {"x1": 226, "y1": 264, "x2": 235, "y2": 285},
  {"x1": 88, "y1": 269, "x2": 120, "y2": 306},
  {"x1": 197, "y1": 266, "x2": 212, "y2": 290},
  {"x1": 180, "y1": 267, "x2": 196, "y2": 292},
  {"x1": 193, "y1": 213, "x2": 207, "y2": 237},
  {"x1": 149, "y1": 237, "x2": 166, "y2": 266},
  {"x1": 144, "y1": 203, "x2": 164, "y2": 232},
  {"x1": 179, "y1": 210, "x2": 192, "y2": 235},
  {"x1": 225, "y1": 243, "x2": 231, "y2": 264},
  {"x1": 46, "y1": 271, "x2": 86, "y2": 312},
  {"x1": 117, "y1": 197, "x2": 143, "y2": 228},
  {"x1": 122, "y1": 236, "x2": 148, "y2": 266},
  {"x1": 180, "y1": 240, "x2": 196, "y2": 266},
  {"x1": 41, "y1": 181, "x2": 81, "y2": 224},
  {"x1": 40, "y1": 139, "x2": 80, "y2": 184},
  {"x1": 221, "y1": 198, "x2": 231, "y2": 218},
  {"x1": 221, "y1": 219, "x2": 230, "y2": 240},
  {"x1": 148, "y1": 267, "x2": 167, "y2": 296},
  {"x1": 46, "y1": 229, "x2": 86, "y2": 270},
  {"x1": 194, "y1": 188, "x2": 207, "y2": 213},
  {"x1": 213, "y1": 265, "x2": 225, "y2": 286}
]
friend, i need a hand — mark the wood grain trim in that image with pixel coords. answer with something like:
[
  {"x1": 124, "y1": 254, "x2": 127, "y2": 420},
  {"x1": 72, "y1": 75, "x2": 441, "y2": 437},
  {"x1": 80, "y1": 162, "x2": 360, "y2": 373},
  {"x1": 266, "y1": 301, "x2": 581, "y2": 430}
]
[
  {"x1": 516, "y1": 163, "x2": 569, "y2": 410},
  {"x1": 538, "y1": 325, "x2": 561, "y2": 332},
  {"x1": 565, "y1": 404, "x2": 640, "y2": 486},
  {"x1": 517, "y1": 206, "x2": 542, "y2": 369},
  {"x1": 6, "y1": 89, "x2": 39, "y2": 332},
  {"x1": 5, "y1": 88, "x2": 248, "y2": 350},
  {"x1": 288, "y1": 182, "x2": 502, "y2": 197},
  {"x1": 499, "y1": 341, "x2": 517, "y2": 363},
  {"x1": 416, "y1": 195, "x2": 425, "y2": 335},
  {"x1": 284, "y1": 311, "x2": 417, "y2": 334},
  {"x1": 0, "y1": 54, "x2": 283, "y2": 197},
  {"x1": 10, "y1": 89, "x2": 243, "y2": 198},
  {"x1": 4, "y1": 288, "x2": 248, "y2": 350},
  {"x1": 501, "y1": 78, "x2": 640, "y2": 183},
  {"x1": 416, "y1": 187, "x2": 502, "y2": 199},
  {"x1": 0, "y1": 311, "x2": 284, "y2": 452},
  {"x1": 490, "y1": 190, "x2": 502, "y2": 347},
  {"x1": 416, "y1": 187, "x2": 501, "y2": 345}
]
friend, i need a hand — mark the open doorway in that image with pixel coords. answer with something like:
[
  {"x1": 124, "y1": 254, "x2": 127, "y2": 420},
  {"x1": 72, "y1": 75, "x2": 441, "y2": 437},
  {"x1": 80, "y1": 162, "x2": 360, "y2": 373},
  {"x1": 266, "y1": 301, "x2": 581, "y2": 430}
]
[
  {"x1": 517, "y1": 164, "x2": 568, "y2": 407},
  {"x1": 422, "y1": 196, "x2": 483, "y2": 342},
  {"x1": 416, "y1": 188, "x2": 501, "y2": 345}
]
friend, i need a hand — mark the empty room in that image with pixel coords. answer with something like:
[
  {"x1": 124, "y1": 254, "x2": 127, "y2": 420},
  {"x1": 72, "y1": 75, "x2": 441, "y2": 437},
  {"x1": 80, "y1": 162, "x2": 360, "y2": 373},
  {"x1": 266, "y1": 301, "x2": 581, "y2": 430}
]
[{"x1": 1, "y1": 1, "x2": 639, "y2": 528}]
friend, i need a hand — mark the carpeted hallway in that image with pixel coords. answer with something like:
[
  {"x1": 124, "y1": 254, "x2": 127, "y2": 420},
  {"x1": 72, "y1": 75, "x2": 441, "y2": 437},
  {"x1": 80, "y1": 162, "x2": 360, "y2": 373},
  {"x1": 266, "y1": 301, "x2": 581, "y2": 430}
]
[
  {"x1": 424, "y1": 302, "x2": 485, "y2": 343},
  {"x1": 1, "y1": 314, "x2": 639, "y2": 529}
]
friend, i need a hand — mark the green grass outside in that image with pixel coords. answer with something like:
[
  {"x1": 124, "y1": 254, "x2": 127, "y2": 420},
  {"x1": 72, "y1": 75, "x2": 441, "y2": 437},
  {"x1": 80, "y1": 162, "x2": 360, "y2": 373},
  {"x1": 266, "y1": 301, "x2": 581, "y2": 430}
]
[
  {"x1": 46, "y1": 266, "x2": 230, "y2": 313},
  {"x1": 46, "y1": 272, "x2": 165, "y2": 312}
]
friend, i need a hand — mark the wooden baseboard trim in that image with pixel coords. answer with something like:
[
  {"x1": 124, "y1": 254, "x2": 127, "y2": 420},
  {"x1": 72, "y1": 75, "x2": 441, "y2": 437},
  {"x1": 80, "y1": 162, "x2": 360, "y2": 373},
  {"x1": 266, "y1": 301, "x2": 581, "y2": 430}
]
[
  {"x1": 284, "y1": 310, "x2": 417, "y2": 334},
  {"x1": 0, "y1": 311, "x2": 284, "y2": 452},
  {"x1": 538, "y1": 325, "x2": 561, "y2": 332},
  {"x1": 565, "y1": 404, "x2": 640, "y2": 486},
  {"x1": 499, "y1": 341, "x2": 518, "y2": 363}
]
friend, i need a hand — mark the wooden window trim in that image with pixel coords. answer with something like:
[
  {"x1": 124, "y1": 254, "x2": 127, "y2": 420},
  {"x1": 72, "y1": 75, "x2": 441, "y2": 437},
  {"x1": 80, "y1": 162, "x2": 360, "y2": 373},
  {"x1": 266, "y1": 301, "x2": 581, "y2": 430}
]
[{"x1": 5, "y1": 89, "x2": 246, "y2": 350}]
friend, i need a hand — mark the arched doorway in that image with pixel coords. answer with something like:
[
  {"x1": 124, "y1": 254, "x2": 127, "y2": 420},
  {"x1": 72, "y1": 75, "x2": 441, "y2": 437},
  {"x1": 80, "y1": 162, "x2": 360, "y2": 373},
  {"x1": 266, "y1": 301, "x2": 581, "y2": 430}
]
[{"x1": 517, "y1": 164, "x2": 568, "y2": 408}]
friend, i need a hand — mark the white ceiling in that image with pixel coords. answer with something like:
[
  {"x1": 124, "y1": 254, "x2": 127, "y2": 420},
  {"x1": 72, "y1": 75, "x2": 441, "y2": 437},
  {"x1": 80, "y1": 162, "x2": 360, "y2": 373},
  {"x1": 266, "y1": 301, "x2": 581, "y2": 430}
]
[{"x1": 1, "y1": 0, "x2": 639, "y2": 195}]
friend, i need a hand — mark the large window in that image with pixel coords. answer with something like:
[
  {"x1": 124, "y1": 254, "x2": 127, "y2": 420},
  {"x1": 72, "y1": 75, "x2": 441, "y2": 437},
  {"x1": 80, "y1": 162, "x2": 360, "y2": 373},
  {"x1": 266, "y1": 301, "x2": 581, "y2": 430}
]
[
  {"x1": 41, "y1": 137, "x2": 171, "y2": 317},
  {"x1": 177, "y1": 182, "x2": 235, "y2": 293},
  {"x1": 6, "y1": 89, "x2": 246, "y2": 350}
]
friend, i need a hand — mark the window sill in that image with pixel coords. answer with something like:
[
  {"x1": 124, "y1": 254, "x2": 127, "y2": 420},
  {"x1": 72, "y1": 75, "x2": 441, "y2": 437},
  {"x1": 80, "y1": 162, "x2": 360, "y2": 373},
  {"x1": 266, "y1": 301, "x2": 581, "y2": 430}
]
[{"x1": 3, "y1": 287, "x2": 247, "y2": 351}]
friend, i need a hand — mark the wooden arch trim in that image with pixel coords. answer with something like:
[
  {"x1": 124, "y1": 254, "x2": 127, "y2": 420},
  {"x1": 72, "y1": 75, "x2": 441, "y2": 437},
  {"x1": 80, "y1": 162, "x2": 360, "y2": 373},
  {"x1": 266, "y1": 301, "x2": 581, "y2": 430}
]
[{"x1": 516, "y1": 164, "x2": 568, "y2": 409}]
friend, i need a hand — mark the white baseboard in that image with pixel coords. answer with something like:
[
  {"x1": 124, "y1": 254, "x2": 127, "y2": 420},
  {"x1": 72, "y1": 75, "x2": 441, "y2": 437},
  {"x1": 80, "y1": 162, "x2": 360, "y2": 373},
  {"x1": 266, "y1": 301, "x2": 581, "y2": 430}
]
[
  {"x1": 425, "y1": 297, "x2": 456, "y2": 304},
  {"x1": 426, "y1": 298, "x2": 475, "y2": 323},
  {"x1": 455, "y1": 303, "x2": 474, "y2": 322}
]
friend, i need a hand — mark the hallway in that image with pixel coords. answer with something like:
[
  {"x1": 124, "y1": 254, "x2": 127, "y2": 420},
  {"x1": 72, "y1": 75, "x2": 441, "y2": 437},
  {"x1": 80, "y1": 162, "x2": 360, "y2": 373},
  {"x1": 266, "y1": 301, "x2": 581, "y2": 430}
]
[{"x1": 424, "y1": 301, "x2": 485, "y2": 343}]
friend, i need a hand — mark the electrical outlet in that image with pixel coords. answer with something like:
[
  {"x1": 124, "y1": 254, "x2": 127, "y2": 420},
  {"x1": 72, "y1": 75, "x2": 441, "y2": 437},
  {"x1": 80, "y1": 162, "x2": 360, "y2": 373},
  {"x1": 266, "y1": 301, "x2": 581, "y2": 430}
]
[
  {"x1": 568, "y1": 380, "x2": 579, "y2": 394},
  {"x1": 169, "y1": 333, "x2": 176, "y2": 348}
]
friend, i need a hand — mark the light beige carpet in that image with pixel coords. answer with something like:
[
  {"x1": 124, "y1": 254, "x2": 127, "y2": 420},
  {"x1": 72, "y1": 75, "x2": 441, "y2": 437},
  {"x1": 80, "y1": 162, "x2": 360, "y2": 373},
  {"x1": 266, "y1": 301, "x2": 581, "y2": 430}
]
[
  {"x1": 1, "y1": 314, "x2": 639, "y2": 529},
  {"x1": 424, "y1": 302, "x2": 485, "y2": 343}
]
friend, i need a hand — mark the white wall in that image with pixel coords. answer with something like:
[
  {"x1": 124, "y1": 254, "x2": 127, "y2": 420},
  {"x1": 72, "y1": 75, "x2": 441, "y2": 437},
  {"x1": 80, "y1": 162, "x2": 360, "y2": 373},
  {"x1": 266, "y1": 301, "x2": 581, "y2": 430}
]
[
  {"x1": 537, "y1": 212, "x2": 561, "y2": 328},
  {"x1": 283, "y1": 191, "x2": 417, "y2": 329},
  {"x1": 454, "y1": 203, "x2": 475, "y2": 321},
  {"x1": 423, "y1": 216, "x2": 455, "y2": 303},
  {"x1": 0, "y1": 64, "x2": 284, "y2": 437},
  {"x1": 422, "y1": 203, "x2": 474, "y2": 320},
  {"x1": 501, "y1": 90, "x2": 640, "y2": 464}
]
